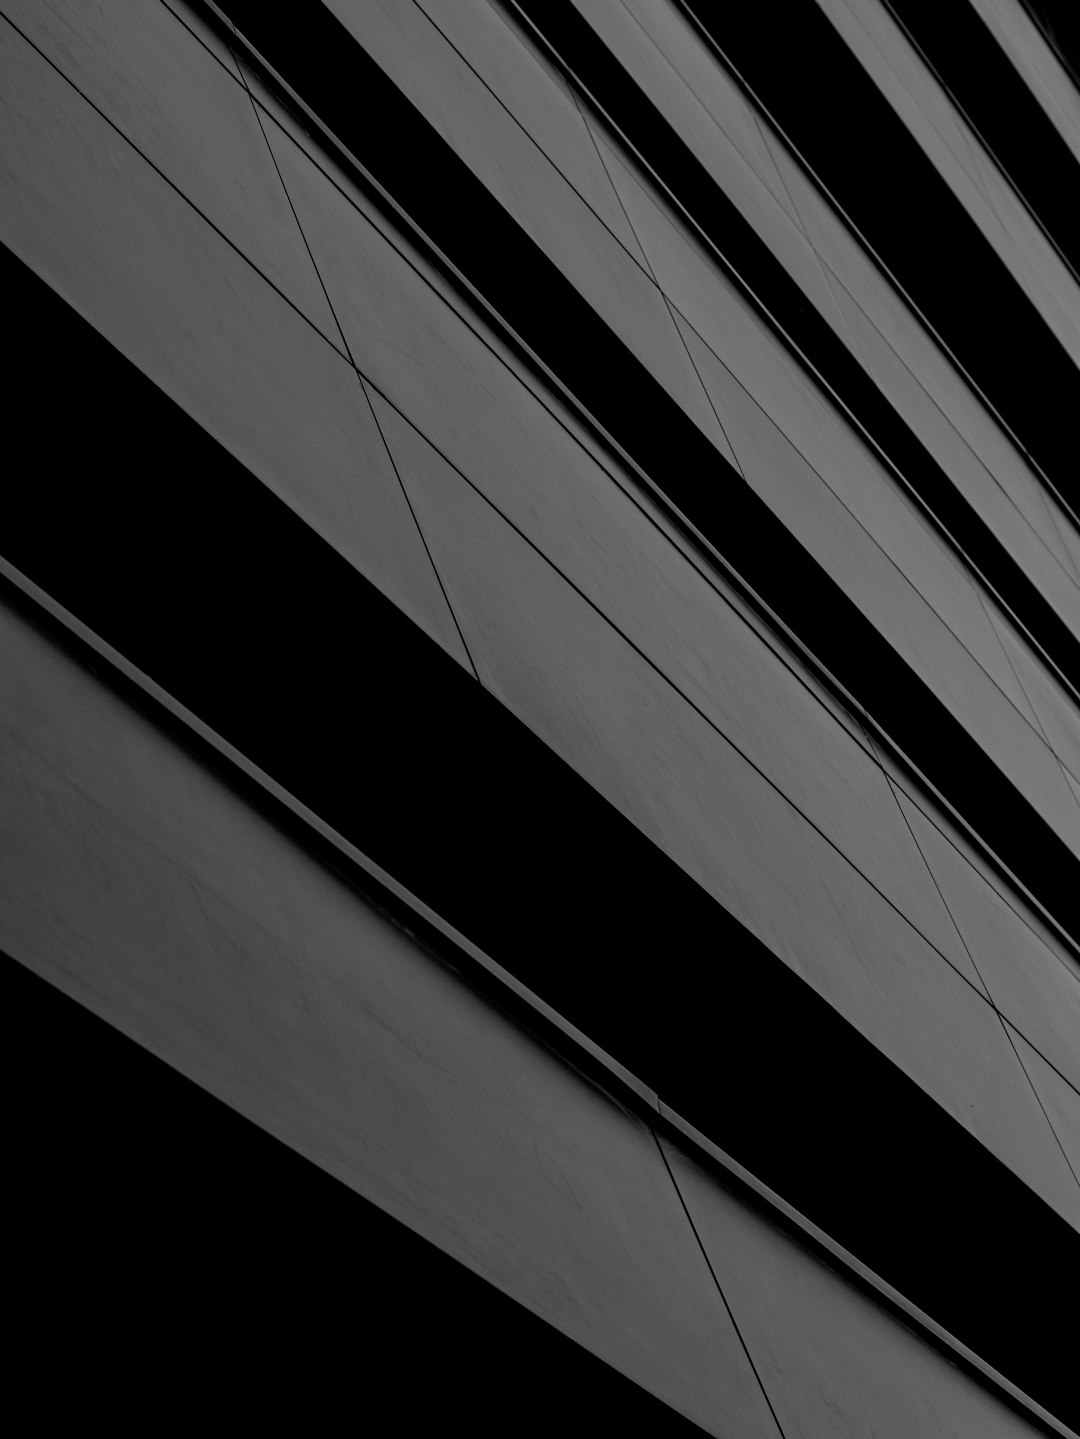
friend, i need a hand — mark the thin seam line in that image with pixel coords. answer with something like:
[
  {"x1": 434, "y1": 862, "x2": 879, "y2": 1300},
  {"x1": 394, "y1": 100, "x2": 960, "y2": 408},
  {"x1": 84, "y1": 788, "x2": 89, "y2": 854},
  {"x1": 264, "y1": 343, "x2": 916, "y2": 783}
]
[
  {"x1": 1000, "y1": 1016, "x2": 1080, "y2": 1194},
  {"x1": 6, "y1": 1, "x2": 471, "y2": 686},
  {"x1": 165, "y1": 0, "x2": 1080, "y2": 765},
  {"x1": 860, "y1": 720, "x2": 1080, "y2": 1194},
  {"x1": 13, "y1": 0, "x2": 917, "y2": 858},
  {"x1": 378, "y1": 391, "x2": 1032, "y2": 1023},
  {"x1": 652, "y1": 1130, "x2": 789, "y2": 1439},
  {"x1": 862, "y1": 718, "x2": 999, "y2": 1005},
  {"x1": 228, "y1": 44, "x2": 481, "y2": 684},
  {"x1": 29, "y1": 0, "x2": 1079, "y2": 967},
  {"x1": 409, "y1": 0, "x2": 668, "y2": 283},
  {"x1": 571, "y1": 85, "x2": 748, "y2": 483},
  {"x1": 979, "y1": 588, "x2": 1080, "y2": 832},
  {"x1": 233, "y1": 68, "x2": 914, "y2": 782},
  {"x1": 670, "y1": 0, "x2": 1080, "y2": 534},
  {"x1": 0, "y1": 9, "x2": 351, "y2": 368}
]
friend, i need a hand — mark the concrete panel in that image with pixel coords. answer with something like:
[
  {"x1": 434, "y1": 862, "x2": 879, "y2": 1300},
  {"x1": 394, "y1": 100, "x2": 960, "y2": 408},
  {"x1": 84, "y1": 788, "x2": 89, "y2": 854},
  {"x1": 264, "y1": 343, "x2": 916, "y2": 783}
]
[
  {"x1": 662, "y1": 1138, "x2": 1043, "y2": 1438},
  {"x1": 0, "y1": 599, "x2": 780, "y2": 1439},
  {"x1": 0, "y1": 20, "x2": 471, "y2": 669}
]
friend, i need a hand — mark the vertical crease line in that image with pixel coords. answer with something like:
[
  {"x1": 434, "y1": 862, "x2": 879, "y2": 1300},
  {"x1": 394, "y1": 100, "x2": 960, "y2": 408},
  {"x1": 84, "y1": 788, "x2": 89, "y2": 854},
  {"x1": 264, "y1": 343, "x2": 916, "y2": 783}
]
[
  {"x1": 227, "y1": 43, "x2": 482, "y2": 683},
  {"x1": 571, "y1": 87, "x2": 749, "y2": 484},
  {"x1": 858, "y1": 714, "x2": 1080, "y2": 1195},
  {"x1": 652, "y1": 1130, "x2": 790, "y2": 1439}
]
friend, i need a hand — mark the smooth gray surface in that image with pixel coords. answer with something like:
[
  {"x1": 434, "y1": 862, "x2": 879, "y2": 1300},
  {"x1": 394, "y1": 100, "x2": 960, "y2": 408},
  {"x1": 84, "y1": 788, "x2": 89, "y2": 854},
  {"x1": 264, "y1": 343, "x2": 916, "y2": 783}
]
[
  {"x1": 818, "y1": 0, "x2": 1080, "y2": 372},
  {"x1": 1, "y1": 0, "x2": 338, "y2": 338},
  {"x1": 574, "y1": 0, "x2": 1080, "y2": 636},
  {"x1": 662, "y1": 1137, "x2": 1043, "y2": 1439},
  {"x1": 0, "y1": 597, "x2": 782, "y2": 1439}
]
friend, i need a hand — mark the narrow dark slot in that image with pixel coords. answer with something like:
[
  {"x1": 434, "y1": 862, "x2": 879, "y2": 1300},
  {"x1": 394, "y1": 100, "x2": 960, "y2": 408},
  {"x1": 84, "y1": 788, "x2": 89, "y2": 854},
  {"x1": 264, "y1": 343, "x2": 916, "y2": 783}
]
[
  {"x1": 678, "y1": 0, "x2": 1080, "y2": 521},
  {"x1": 4, "y1": 243, "x2": 1077, "y2": 1429},
  {"x1": 2, "y1": 953, "x2": 710, "y2": 1435},
  {"x1": 883, "y1": 0, "x2": 1080, "y2": 281}
]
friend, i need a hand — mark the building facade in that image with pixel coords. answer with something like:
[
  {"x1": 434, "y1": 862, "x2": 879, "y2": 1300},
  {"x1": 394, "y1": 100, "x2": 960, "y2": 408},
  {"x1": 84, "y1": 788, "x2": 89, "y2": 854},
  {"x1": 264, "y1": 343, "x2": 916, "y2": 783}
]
[{"x1": 3, "y1": 2, "x2": 1079, "y2": 1432}]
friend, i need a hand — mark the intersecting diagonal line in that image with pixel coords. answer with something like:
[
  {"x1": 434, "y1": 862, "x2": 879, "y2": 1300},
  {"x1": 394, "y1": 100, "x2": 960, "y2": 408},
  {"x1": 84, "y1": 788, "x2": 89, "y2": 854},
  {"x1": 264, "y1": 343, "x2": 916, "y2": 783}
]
[
  {"x1": 652, "y1": 1127, "x2": 790, "y2": 1438},
  {"x1": 226, "y1": 38, "x2": 481, "y2": 685}
]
